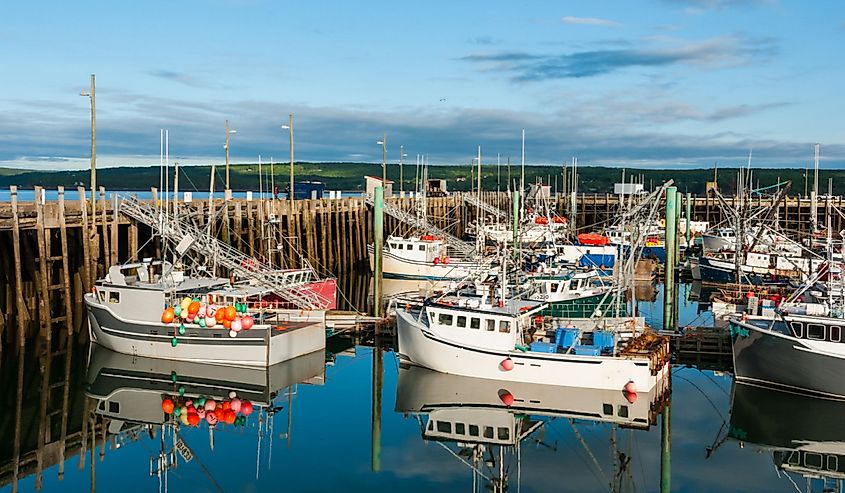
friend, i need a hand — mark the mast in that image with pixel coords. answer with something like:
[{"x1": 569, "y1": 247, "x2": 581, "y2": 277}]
[
  {"x1": 812, "y1": 143, "x2": 820, "y2": 233},
  {"x1": 476, "y1": 146, "x2": 484, "y2": 257}
]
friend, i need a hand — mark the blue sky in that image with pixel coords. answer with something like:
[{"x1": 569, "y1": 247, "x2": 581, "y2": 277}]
[{"x1": 1, "y1": 0, "x2": 844, "y2": 169}]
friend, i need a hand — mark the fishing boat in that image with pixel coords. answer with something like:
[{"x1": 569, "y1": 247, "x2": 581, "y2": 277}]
[
  {"x1": 396, "y1": 288, "x2": 669, "y2": 392},
  {"x1": 367, "y1": 235, "x2": 477, "y2": 280},
  {"x1": 527, "y1": 268, "x2": 623, "y2": 318},
  {"x1": 85, "y1": 261, "x2": 327, "y2": 367}
]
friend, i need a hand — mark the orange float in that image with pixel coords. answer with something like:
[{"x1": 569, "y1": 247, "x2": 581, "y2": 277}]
[
  {"x1": 161, "y1": 307, "x2": 175, "y2": 324},
  {"x1": 188, "y1": 301, "x2": 201, "y2": 315},
  {"x1": 224, "y1": 306, "x2": 237, "y2": 321}
]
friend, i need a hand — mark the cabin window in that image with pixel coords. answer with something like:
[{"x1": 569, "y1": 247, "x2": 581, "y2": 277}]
[
  {"x1": 389, "y1": 243, "x2": 397, "y2": 249},
  {"x1": 109, "y1": 401, "x2": 120, "y2": 413},
  {"x1": 603, "y1": 404, "x2": 613, "y2": 415},
  {"x1": 790, "y1": 322, "x2": 803, "y2": 338},
  {"x1": 427, "y1": 421, "x2": 434, "y2": 431},
  {"x1": 397, "y1": 243, "x2": 404, "y2": 250},
  {"x1": 807, "y1": 324, "x2": 825, "y2": 340},
  {"x1": 98, "y1": 290, "x2": 106, "y2": 300},
  {"x1": 418, "y1": 245, "x2": 426, "y2": 251},
  {"x1": 483, "y1": 427, "x2": 494, "y2": 439},
  {"x1": 108, "y1": 291, "x2": 120, "y2": 303},
  {"x1": 486, "y1": 319, "x2": 496, "y2": 332},
  {"x1": 436, "y1": 421, "x2": 452, "y2": 433},
  {"x1": 438, "y1": 313, "x2": 454, "y2": 326},
  {"x1": 550, "y1": 283, "x2": 559, "y2": 293},
  {"x1": 406, "y1": 244, "x2": 413, "y2": 250},
  {"x1": 455, "y1": 423, "x2": 466, "y2": 435},
  {"x1": 499, "y1": 321, "x2": 511, "y2": 333},
  {"x1": 569, "y1": 280, "x2": 579, "y2": 290},
  {"x1": 804, "y1": 453, "x2": 823, "y2": 469},
  {"x1": 618, "y1": 405, "x2": 629, "y2": 418},
  {"x1": 470, "y1": 318, "x2": 480, "y2": 330},
  {"x1": 498, "y1": 427, "x2": 510, "y2": 441},
  {"x1": 831, "y1": 326, "x2": 842, "y2": 343},
  {"x1": 828, "y1": 455, "x2": 838, "y2": 471},
  {"x1": 469, "y1": 425, "x2": 479, "y2": 437},
  {"x1": 457, "y1": 316, "x2": 467, "y2": 328}
]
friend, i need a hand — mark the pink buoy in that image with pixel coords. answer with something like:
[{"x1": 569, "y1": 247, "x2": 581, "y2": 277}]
[
  {"x1": 205, "y1": 316, "x2": 217, "y2": 328},
  {"x1": 204, "y1": 399, "x2": 217, "y2": 412},
  {"x1": 231, "y1": 319, "x2": 242, "y2": 332},
  {"x1": 624, "y1": 381, "x2": 637, "y2": 394},
  {"x1": 624, "y1": 391, "x2": 638, "y2": 404},
  {"x1": 197, "y1": 409, "x2": 206, "y2": 419},
  {"x1": 500, "y1": 358, "x2": 514, "y2": 371},
  {"x1": 240, "y1": 400, "x2": 253, "y2": 416},
  {"x1": 206, "y1": 413, "x2": 218, "y2": 425},
  {"x1": 230, "y1": 398, "x2": 242, "y2": 413},
  {"x1": 498, "y1": 389, "x2": 514, "y2": 407},
  {"x1": 241, "y1": 316, "x2": 254, "y2": 330}
]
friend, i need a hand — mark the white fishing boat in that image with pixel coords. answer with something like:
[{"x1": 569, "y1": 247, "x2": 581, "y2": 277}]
[
  {"x1": 367, "y1": 235, "x2": 477, "y2": 281},
  {"x1": 85, "y1": 261, "x2": 327, "y2": 367},
  {"x1": 396, "y1": 290, "x2": 669, "y2": 392}
]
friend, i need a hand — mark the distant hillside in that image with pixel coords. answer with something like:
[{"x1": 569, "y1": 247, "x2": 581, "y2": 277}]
[{"x1": 0, "y1": 162, "x2": 835, "y2": 196}]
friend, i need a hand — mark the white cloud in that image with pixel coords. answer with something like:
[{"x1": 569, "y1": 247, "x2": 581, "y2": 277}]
[{"x1": 562, "y1": 16, "x2": 621, "y2": 27}]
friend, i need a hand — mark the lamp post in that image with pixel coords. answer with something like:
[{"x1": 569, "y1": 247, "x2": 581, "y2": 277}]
[
  {"x1": 281, "y1": 114, "x2": 294, "y2": 199},
  {"x1": 79, "y1": 74, "x2": 96, "y2": 212},
  {"x1": 376, "y1": 134, "x2": 387, "y2": 183},
  {"x1": 399, "y1": 145, "x2": 408, "y2": 194},
  {"x1": 224, "y1": 120, "x2": 237, "y2": 200}
]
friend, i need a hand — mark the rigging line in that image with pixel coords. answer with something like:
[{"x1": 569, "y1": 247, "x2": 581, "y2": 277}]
[
  {"x1": 434, "y1": 441, "x2": 492, "y2": 481},
  {"x1": 673, "y1": 373, "x2": 728, "y2": 422}
]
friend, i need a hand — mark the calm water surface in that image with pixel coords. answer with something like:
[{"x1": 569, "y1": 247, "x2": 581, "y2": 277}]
[{"x1": 0, "y1": 283, "x2": 838, "y2": 492}]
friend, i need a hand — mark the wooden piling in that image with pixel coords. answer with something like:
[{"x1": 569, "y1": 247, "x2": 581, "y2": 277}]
[
  {"x1": 10, "y1": 187, "x2": 26, "y2": 348},
  {"x1": 57, "y1": 187, "x2": 73, "y2": 334}
]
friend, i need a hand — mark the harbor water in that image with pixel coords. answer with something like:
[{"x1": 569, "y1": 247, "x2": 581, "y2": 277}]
[{"x1": 0, "y1": 282, "x2": 838, "y2": 492}]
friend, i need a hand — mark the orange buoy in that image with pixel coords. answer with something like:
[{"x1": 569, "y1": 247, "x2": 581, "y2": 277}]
[
  {"x1": 442, "y1": 256, "x2": 450, "y2": 264},
  {"x1": 188, "y1": 301, "x2": 201, "y2": 315},
  {"x1": 224, "y1": 306, "x2": 237, "y2": 321},
  {"x1": 161, "y1": 398, "x2": 175, "y2": 414},
  {"x1": 215, "y1": 309, "x2": 226, "y2": 323},
  {"x1": 161, "y1": 307, "x2": 175, "y2": 324}
]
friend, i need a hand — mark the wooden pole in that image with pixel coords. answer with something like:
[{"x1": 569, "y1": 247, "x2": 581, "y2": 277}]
[
  {"x1": 58, "y1": 187, "x2": 74, "y2": 333},
  {"x1": 77, "y1": 187, "x2": 94, "y2": 290},
  {"x1": 10, "y1": 187, "x2": 26, "y2": 348},
  {"x1": 34, "y1": 187, "x2": 52, "y2": 340}
]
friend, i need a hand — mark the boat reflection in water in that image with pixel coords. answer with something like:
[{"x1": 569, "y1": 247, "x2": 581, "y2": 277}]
[
  {"x1": 729, "y1": 383, "x2": 845, "y2": 490},
  {"x1": 395, "y1": 364, "x2": 670, "y2": 491},
  {"x1": 85, "y1": 344, "x2": 325, "y2": 480}
]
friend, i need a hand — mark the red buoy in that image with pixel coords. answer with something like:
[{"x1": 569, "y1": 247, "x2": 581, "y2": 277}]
[
  {"x1": 624, "y1": 381, "x2": 637, "y2": 394},
  {"x1": 500, "y1": 358, "x2": 514, "y2": 371},
  {"x1": 498, "y1": 389, "x2": 514, "y2": 406},
  {"x1": 241, "y1": 400, "x2": 254, "y2": 416},
  {"x1": 624, "y1": 391, "x2": 638, "y2": 404},
  {"x1": 161, "y1": 398, "x2": 175, "y2": 414}
]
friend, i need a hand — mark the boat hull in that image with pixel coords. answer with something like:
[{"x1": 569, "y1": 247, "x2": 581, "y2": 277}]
[
  {"x1": 396, "y1": 310, "x2": 667, "y2": 392},
  {"x1": 367, "y1": 245, "x2": 475, "y2": 280},
  {"x1": 85, "y1": 293, "x2": 325, "y2": 367},
  {"x1": 731, "y1": 318, "x2": 845, "y2": 399},
  {"x1": 540, "y1": 292, "x2": 624, "y2": 318}
]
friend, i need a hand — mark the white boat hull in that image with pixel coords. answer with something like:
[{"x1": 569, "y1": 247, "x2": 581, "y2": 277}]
[
  {"x1": 396, "y1": 310, "x2": 667, "y2": 392},
  {"x1": 367, "y1": 245, "x2": 476, "y2": 280},
  {"x1": 85, "y1": 293, "x2": 325, "y2": 367}
]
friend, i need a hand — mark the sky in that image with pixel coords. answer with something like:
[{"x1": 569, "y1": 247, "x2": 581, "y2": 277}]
[{"x1": 1, "y1": 0, "x2": 844, "y2": 170}]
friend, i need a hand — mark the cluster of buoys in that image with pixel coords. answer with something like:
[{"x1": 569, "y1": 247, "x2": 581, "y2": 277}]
[
  {"x1": 535, "y1": 216, "x2": 549, "y2": 225},
  {"x1": 419, "y1": 235, "x2": 440, "y2": 241},
  {"x1": 552, "y1": 216, "x2": 567, "y2": 224},
  {"x1": 162, "y1": 297, "x2": 256, "y2": 343},
  {"x1": 161, "y1": 391, "x2": 255, "y2": 427},
  {"x1": 432, "y1": 256, "x2": 451, "y2": 265}
]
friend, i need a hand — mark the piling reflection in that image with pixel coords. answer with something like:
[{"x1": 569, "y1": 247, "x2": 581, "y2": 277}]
[
  {"x1": 395, "y1": 364, "x2": 671, "y2": 492},
  {"x1": 728, "y1": 383, "x2": 845, "y2": 491}
]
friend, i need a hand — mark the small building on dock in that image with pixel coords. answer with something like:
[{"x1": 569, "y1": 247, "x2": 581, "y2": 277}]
[
  {"x1": 365, "y1": 176, "x2": 394, "y2": 198},
  {"x1": 286, "y1": 181, "x2": 326, "y2": 200},
  {"x1": 426, "y1": 179, "x2": 448, "y2": 197}
]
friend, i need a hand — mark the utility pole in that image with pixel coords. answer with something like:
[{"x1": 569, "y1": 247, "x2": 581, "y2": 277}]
[
  {"x1": 399, "y1": 145, "x2": 404, "y2": 194},
  {"x1": 281, "y1": 114, "x2": 294, "y2": 199},
  {"x1": 224, "y1": 121, "x2": 236, "y2": 199},
  {"x1": 79, "y1": 74, "x2": 96, "y2": 212},
  {"x1": 380, "y1": 134, "x2": 387, "y2": 183}
]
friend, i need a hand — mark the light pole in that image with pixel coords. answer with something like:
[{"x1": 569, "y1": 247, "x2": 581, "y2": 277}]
[
  {"x1": 399, "y1": 145, "x2": 408, "y2": 194},
  {"x1": 377, "y1": 134, "x2": 387, "y2": 183},
  {"x1": 281, "y1": 114, "x2": 294, "y2": 199},
  {"x1": 224, "y1": 120, "x2": 237, "y2": 199},
  {"x1": 79, "y1": 74, "x2": 96, "y2": 212}
]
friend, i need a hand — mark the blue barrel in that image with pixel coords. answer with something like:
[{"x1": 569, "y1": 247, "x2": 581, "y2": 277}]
[{"x1": 593, "y1": 330, "x2": 615, "y2": 351}]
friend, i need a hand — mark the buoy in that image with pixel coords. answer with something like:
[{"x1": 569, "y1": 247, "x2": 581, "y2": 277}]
[
  {"x1": 180, "y1": 412, "x2": 190, "y2": 425},
  {"x1": 241, "y1": 316, "x2": 254, "y2": 330},
  {"x1": 173, "y1": 406, "x2": 182, "y2": 417},
  {"x1": 161, "y1": 398, "x2": 175, "y2": 414},
  {"x1": 624, "y1": 391, "x2": 638, "y2": 404},
  {"x1": 171, "y1": 337, "x2": 179, "y2": 347},
  {"x1": 240, "y1": 400, "x2": 253, "y2": 416},
  {"x1": 178, "y1": 386, "x2": 185, "y2": 396},
  {"x1": 206, "y1": 305, "x2": 217, "y2": 317},
  {"x1": 204, "y1": 400, "x2": 216, "y2": 412},
  {"x1": 205, "y1": 316, "x2": 217, "y2": 328},
  {"x1": 224, "y1": 409, "x2": 237, "y2": 424},
  {"x1": 498, "y1": 389, "x2": 514, "y2": 406},
  {"x1": 215, "y1": 309, "x2": 226, "y2": 323},
  {"x1": 223, "y1": 319, "x2": 232, "y2": 329},
  {"x1": 178, "y1": 324, "x2": 186, "y2": 335},
  {"x1": 221, "y1": 401, "x2": 231, "y2": 411},
  {"x1": 231, "y1": 319, "x2": 242, "y2": 332},
  {"x1": 433, "y1": 257, "x2": 441, "y2": 265},
  {"x1": 442, "y1": 256, "x2": 450, "y2": 265},
  {"x1": 161, "y1": 307, "x2": 175, "y2": 324},
  {"x1": 206, "y1": 413, "x2": 218, "y2": 425},
  {"x1": 198, "y1": 318, "x2": 207, "y2": 328},
  {"x1": 225, "y1": 306, "x2": 237, "y2": 321},
  {"x1": 230, "y1": 398, "x2": 242, "y2": 413},
  {"x1": 500, "y1": 358, "x2": 514, "y2": 371},
  {"x1": 171, "y1": 371, "x2": 178, "y2": 383},
  {"x1": 173, "y1": 305, "x2": 182, "y2": 317},
  {"x1": 624, "y1": 381, "x2": 637, "y2": 394},
  {"x1": 228, "y1": 390, "x2": 237, "y2": 399},
  {"x1": 197, "y1": 409, "x2": 206, "y2": 419},
  {"x1": 228, "y1": 329, "x2": 238, "y2": 338},
  {"x1": 180, "y1": 297, "x2": 192, "y2": 311},
  {"x1": 188, "y1": 413, "x2": 200, "y2": 426}
]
